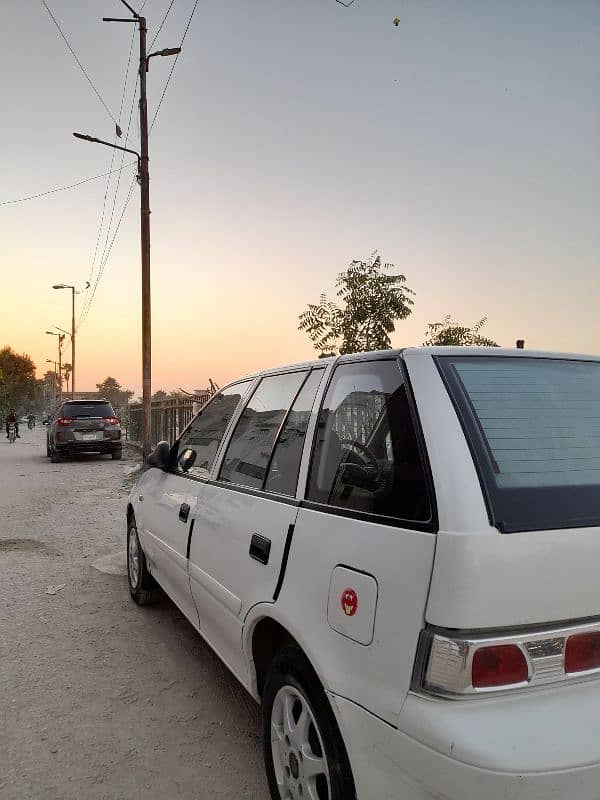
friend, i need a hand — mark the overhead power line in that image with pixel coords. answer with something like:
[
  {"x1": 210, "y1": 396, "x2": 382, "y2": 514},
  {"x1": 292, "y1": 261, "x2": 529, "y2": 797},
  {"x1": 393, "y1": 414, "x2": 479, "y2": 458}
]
[
  {"x1": 150, "y1": 0, "x2": 200, "y2": 132},
  {"x1": 150, "y1": 0, "x2": 177, "y2": 49},
  {"x1": 0, "y1": 164, "x2": 136, "y2": 207},
  {"x1": 78, "y1": 175, "x2": 138, "y2": 330},
  {"x1": 41, "y1": 0, "x2": 118, "y2": 127}
]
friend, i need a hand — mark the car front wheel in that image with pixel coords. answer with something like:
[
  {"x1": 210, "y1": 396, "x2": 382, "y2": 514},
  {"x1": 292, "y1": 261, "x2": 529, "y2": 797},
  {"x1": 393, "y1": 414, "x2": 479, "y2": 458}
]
[
  {"x1": 262, "y1": 646, "x2": 356, "y2": 800},
  {"x1": 127, "y1": 517, "x2": 159, "y2": 605}
]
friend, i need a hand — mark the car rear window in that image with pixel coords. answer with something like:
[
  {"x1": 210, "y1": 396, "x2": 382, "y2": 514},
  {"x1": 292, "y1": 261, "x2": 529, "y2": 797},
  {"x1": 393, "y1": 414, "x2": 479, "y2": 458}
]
[
  {"x1": 62, "y1": 402, "x2": 116, "y2": 418},
  {"x1": 438, "y1": 356, "x2": 600, "y2": 532}
]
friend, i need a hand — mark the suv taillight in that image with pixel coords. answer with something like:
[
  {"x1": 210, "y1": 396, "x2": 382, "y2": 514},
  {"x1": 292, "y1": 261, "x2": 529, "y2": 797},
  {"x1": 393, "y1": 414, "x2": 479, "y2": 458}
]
[
  {"x1": 418, "y1": 621, "x2": 600, "y2": 697},
  {"x1": 56, "y1": 417, "x2": 74, "y2": 425},
  {"x1": 103, "y1": 417, "x2": 120, "y2": 425}
]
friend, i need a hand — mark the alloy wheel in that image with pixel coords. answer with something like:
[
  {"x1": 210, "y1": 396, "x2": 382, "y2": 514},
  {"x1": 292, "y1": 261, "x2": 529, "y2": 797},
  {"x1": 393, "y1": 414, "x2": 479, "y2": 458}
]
[{"x1": 270, "y1": 684, "x2": 331, "y2": 800}]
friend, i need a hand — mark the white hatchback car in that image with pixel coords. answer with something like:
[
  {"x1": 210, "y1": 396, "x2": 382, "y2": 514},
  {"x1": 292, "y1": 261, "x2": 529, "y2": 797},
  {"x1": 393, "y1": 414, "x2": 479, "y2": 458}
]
[{"x1": 127, "y1": 348, "x2": 600, "y2": 800}]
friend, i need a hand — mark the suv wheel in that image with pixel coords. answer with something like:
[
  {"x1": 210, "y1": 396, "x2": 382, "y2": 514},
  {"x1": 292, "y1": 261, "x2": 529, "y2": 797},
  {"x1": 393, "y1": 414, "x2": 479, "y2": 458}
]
[
  {"x1": 127, "y1": 517, "x2": 159, "y2": 605},
  {"x1": 50, "y1": 447, "x2": 61, "y2": 464},
  {"x1": 111, "y1": 449, "x2": 122, "y2": 460},
  {"x1": 262, "y1": 646, "x2": 356, "y2": 800}
]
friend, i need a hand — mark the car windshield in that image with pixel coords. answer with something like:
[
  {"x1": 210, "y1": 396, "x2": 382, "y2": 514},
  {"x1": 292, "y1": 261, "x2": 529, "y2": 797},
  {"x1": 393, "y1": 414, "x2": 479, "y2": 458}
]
[
  {"x1": 62, "y1": 402, "x2": 116, "y2": 419},
  {"x1": 438, "y1": 356, "x2": 600, "y2": 533}
]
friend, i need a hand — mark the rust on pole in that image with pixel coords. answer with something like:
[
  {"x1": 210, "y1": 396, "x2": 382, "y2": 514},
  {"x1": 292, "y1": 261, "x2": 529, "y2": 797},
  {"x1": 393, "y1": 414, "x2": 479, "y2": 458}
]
[{"x1": 139, "y1": 16, "x2": 152, "y2": 461}]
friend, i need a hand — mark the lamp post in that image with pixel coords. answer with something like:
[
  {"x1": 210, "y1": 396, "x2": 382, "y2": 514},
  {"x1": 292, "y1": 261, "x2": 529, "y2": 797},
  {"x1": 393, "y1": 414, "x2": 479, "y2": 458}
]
[
  {"x1": 45, "y1": 331, "x2": 65, "y2": 405},
  {"x1": 73, "y1": 0, "x2": 181, "y2": 461},
  {"x1": 53, "y1": 282, "x2": 89, "y2": 400}
]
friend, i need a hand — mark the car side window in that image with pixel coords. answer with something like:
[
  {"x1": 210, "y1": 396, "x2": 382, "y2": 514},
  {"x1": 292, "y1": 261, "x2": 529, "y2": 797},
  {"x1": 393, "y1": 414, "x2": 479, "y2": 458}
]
[
  {"x1": 307, "y1": 360, "x2": 431, "y2": 522},
  {"x1": 219, "y1": 371, "x2": 308, "y2": 490},
  {"x1": 264, "y1": 369, "x2": 325, "y2": 497},
  {"x1": 175, "y1": 381, "x2": 252, "y2": 479}
]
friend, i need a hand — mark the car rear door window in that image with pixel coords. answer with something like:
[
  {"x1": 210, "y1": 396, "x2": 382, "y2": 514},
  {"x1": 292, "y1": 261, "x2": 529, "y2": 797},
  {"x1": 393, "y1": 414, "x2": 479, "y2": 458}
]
[
  {"x1": 62, "y1": 402, "x2": 115, "y2": 418},
  {"x1": 219, "y1": 371, "x2": 308, "y2": 490},
  {"x1": 176, "y1": 381, "x2": 252, "y2": 478},
  {"x1": 307, "y1": 360, "x2": 431, "y2": 523},
  {"x1": 264, "y1": 369, "x2": 325, "y2": 497},
  {"x1": 438, "y1": 356, "x2": 600, "y2": 531}
]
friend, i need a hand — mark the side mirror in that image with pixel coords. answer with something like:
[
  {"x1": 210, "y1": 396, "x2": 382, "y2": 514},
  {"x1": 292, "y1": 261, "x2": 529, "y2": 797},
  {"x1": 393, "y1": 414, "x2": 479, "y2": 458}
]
[
  {"x1": 146, "y1": 441, "x2": 171, "y2": 469},
  {"x1": 178, "y1": 448, "x2": 197, "y2": 473}
]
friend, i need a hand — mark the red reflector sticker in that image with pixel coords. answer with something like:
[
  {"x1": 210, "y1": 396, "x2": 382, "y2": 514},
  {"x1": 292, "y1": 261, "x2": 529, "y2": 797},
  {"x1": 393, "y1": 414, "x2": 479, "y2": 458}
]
[
  {"x1": 472, "y1": 645, "x2": 528, "y2": 688},
  {"x1": 565, "y1": 632, "x2": 600, "y2": 673},
  {"x1": 341, "y1": 588, "x2": 358, "y2": 617}
]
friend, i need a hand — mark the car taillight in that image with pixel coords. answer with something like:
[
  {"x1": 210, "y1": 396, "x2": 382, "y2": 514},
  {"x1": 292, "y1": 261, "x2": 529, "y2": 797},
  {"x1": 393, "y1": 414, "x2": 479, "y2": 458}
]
[
  {"x1": 56, "y1": 417, "x2": 74, "y2": 425},
  {"x1": 565, "y1": 632, "x2": 600, "y2": 674},
  {"x1": 472, "y1": 645, "x2": 528, "y2": 688},
  {"x1": 103, "y1": 417, "x2": 119, "y2": 425},
  {"x1": 419, "y1": 623, "x2": 600, "y2": 698}
]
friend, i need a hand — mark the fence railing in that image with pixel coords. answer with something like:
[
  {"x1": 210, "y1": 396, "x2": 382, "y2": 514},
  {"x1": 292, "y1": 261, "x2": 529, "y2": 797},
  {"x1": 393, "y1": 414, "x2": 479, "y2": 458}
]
[{"x1": 127, "y1": 393, "x2": 211, "y2": 448}]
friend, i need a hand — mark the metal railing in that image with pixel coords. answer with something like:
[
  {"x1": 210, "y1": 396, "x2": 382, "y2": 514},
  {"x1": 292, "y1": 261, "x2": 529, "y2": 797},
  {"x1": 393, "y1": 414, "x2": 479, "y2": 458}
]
[{"x1": 126, "y1": 392, "x2": 211, "y2": 448}]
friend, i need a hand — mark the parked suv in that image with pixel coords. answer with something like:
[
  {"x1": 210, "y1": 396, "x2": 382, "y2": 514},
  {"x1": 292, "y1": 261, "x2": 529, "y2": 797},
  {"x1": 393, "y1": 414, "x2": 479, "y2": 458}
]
[
  {"x1": 127, "y1": 348, "x2": 600, "y2": 800},
  {"x1": 47, "y1": 399, "x2": 122, "y2": 462}
]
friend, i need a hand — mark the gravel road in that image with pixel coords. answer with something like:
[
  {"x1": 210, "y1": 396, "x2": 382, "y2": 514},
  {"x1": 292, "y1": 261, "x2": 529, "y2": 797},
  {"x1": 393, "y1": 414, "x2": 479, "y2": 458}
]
[{"x1": 0, "y1": 427, "x2": 267, "y2": 800}]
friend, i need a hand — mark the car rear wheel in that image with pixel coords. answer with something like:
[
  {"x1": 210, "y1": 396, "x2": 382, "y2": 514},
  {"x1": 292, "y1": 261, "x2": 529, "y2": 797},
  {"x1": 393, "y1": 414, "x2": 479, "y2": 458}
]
[
  {"x1": 111, "y1": 449, "x2": 122, "y2": 460},
  {"x1": 262, "y1": 646, "x2": 356, "y2": 800},
  {"x1": 50, "y1": 447, "x2": 61, "y2": 464},
  {"x1": 127, "y1": 517, "x2": 159, "y2": 605}
]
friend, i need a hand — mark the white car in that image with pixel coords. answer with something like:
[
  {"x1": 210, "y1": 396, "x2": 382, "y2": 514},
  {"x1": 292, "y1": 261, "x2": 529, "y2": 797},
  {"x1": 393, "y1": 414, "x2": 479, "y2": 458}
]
[{"x1": 127, "y1": 347, "x2": 600, "y2": 800}]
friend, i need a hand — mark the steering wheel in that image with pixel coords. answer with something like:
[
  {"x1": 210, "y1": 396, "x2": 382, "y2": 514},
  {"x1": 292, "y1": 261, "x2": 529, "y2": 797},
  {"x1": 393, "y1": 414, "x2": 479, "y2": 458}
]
[{"x1": 338, "y1": 439, "x2": 382, "y2": 485}]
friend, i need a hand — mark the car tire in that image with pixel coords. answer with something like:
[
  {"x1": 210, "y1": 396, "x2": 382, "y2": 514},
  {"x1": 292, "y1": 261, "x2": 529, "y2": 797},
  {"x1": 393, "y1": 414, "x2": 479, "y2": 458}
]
[
  {"x1": 111, "y1": 450, "x2": 122, "y2": 460},
  {"x1": 262, "y1": 646, "x2": 356, "y2": 800},
  {"x1": 46, "y1": 439, "x2": 50, "y2": 457},
  {"x1": 50, "y1": 448, "x2": 61, "y2": 464},
  {"x1": 127, "y1": 517, "x2": 159, "y2": 605}
]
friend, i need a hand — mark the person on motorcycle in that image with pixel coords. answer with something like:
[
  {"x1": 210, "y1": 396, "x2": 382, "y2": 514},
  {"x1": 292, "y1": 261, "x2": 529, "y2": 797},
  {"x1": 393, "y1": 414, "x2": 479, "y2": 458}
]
[
  {"x1": 27, "y1": 413, "x2": 36, "y2": 429},
  {"x1": 6, "y1": 409, "x2": 20, "y2": 438}
]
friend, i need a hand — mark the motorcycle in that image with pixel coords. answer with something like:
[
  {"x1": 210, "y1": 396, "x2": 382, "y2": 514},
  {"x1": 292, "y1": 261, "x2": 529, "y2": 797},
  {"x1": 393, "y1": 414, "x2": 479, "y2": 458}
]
[
  {"x1": 8, "y1": 422, "x2": 16, "y2": 444},
  {"x1": 28, "y1": 418, "x2": 35, "y2": 430}
]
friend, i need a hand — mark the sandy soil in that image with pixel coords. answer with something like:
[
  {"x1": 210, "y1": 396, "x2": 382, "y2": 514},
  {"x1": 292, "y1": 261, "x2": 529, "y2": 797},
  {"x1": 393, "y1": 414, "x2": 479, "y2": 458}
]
[{"x1": 0, "y1": 427, "x2": 268, "y2": 799}]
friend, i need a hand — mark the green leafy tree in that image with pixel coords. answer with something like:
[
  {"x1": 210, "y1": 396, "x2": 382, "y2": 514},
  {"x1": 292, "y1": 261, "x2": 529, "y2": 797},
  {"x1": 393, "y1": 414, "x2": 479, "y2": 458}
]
[
  {"x1": 0, "y1": 347, "x2": 38, "y2": 412},
  {"x1": 423, "y1": 316, "x2": 499, "y2": 347},
  {"x1": 96, "y1": 376, "x2": 134, "y2": 416},
  {"x1": 299, "y1": 253, "x2": 414, "y2": 356},
  {"x1": 152, "y1": 389, "x2": 168, "y2": 402}
]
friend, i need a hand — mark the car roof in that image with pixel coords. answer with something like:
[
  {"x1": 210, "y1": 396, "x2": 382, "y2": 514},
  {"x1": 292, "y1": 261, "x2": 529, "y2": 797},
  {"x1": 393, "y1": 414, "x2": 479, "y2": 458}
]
[
  {"x1": 229, "y1": 346, "x2": 600, "y2": 385},
  {"x1": 62, "y1": 398, "x2": 112, "y2": 404}
]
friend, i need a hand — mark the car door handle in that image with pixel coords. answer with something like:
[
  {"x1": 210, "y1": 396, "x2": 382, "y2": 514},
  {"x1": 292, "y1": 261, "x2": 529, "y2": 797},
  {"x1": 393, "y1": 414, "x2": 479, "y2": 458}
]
[
  {"x1": 249, "y1": 534, "x2": 271, "y2": 565},
  {"x1": 179, "y1": 503, "x2": 190, "y2": 523}
]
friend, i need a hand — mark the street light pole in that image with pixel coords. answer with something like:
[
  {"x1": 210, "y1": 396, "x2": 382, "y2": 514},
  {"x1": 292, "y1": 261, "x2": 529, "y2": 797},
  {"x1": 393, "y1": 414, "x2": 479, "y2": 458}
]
[
  {"x1": 45, "y1": 332, "x2": 65, "y2": 405},
  {"x1": 53, "y1": 282, "x2": 89, "y2": 400},
  {"x1": 73, "y1": 3, "x2": 181, "y2": 460},
  {"x1": 139, "y1": 15, "x2": 152, "y2": 464}
]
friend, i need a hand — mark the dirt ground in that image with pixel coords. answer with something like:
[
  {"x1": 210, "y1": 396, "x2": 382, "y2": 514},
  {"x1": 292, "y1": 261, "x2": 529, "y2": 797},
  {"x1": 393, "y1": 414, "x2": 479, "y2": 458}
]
[{"x1": 0, "y1": 428, "x2": 268, "y2": 799}]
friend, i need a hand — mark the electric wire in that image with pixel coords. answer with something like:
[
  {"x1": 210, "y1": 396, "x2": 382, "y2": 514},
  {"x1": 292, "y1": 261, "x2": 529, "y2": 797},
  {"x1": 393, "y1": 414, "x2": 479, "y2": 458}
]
[
  {"x1": 78, "y1": 175, "x2": 138, "y2": 329},
  {"x1": 0, "y1": 164, "x2": 136, "y2": 207},
  {"x1": 41, "y1": 0, "x2": 118, "y2": 127},
  {"x1": 150, "y1": 0, "x2": 176, "y2": 49},
  {"x1": 78, "y1": 27, "x2": 138, "y2": 327},
  {"x1": 150, "y1": 0, "x2": 199, "y2": 132}
]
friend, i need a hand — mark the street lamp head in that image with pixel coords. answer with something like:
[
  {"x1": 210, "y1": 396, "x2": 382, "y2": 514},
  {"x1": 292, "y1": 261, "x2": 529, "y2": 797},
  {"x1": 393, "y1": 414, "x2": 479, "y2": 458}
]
[
  {"x1": 53, "y1": 284, "x2": 66, "y2": 290},
  {"x1": 159, "y1": 47, "x2": 181, "y2": 56},
  {"x1": 45, "y1": 330, "x2": 57, "y2": 335}
]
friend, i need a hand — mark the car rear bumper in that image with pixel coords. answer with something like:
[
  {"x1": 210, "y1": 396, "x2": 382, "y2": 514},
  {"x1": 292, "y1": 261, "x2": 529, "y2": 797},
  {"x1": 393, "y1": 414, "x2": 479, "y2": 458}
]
[
  {"x1": 329, "y1": 685, "x2": 600, "y2": 800},
  {"x1": 55, "y1": 441, "x2": 121, "y2": 454}
]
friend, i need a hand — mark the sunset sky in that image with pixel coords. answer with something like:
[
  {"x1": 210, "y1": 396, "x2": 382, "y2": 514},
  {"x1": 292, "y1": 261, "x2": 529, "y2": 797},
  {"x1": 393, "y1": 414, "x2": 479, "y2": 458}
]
[{"x1": 2, "y1": 1, "x2": 599, "y2": 395}]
